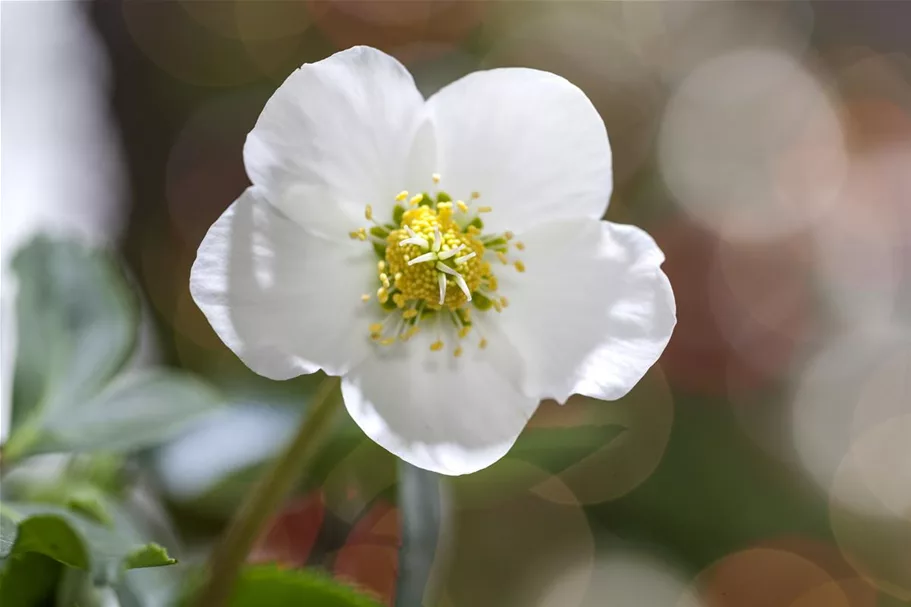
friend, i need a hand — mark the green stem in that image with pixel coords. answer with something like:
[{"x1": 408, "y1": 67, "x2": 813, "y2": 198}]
[{"x1": 194, "y1": 375, "x2": 341, "y2": 607}]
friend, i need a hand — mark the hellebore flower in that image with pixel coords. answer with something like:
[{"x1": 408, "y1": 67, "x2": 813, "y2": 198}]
[{"x1": 190, "y1": 46, "x2": 676, "y2": 475}]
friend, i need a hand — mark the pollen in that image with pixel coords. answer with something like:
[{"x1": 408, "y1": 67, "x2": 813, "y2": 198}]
[
  {"x1": 385, "y1": 206, "x2": 486, "y2": 309},
  {"x1": 349, "y1": 176, "x2": 527, "y2": 353}
]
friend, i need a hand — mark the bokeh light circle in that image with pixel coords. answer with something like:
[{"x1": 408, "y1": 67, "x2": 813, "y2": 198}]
[
  {"x1": 541, "y1": 551, "x2": 703, "y2": 607},
  {"x1": 659, "y1": 48, "x2": 847, "y2": 242},
  {"x1": 443, "y1": 463, "x2": 593, "y2": 607},
  {"x1": 692, "y1": 548, "x2": 849, "y2": 607},
  {"x1": 531, "y1": 368, "x2": 674, "y2": 505},
  {"x1": 790, "y1": 328, "x2": 911, "y2": 496},
  {"x1": 829, "y1": 415, "x2": 911, "y2": 600}
]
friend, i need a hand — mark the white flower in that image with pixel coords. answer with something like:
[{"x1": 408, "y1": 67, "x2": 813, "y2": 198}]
[{"x1": 190, "y1": 46, "x2": 676, "y2": 476}]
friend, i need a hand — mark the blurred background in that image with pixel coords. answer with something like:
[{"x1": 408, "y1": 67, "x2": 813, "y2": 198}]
[{"x1": 2, "y1": 1, "x2": 910, "y2": 606}]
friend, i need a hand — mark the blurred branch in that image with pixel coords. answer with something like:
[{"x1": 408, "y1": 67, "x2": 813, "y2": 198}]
[
  {"x1": 395, "y1": 462, "x2": 447, "y2": 607},
  {"x1": 194, "y1": 375, "x2": 341, "y2": 607}
]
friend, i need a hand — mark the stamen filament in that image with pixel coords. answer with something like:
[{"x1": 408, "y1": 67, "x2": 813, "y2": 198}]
[
  {"x1": 454, "y1": 252, "x2": 476, "y2": 265},
  {"x1": 437, "y1": 244, "x2": 465, "y2": 260},
  {"x1": 438, "y1": 272, "x2": 447, "y2": 305},
  {"x1": 408, "y1": 252, "x2": 436, "y2": 266}
]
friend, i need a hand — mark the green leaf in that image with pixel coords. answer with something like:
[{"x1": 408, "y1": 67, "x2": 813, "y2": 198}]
[
  {"x1": 8, "y1": 237, "x2": 138, "y2": 446},
  {"x1": 508, "y1": 424, "x2": 627, "y2": 474},
  {"x1": 1, "y1": 503, "x2": 176, "y2": 583},
  {"x1": 125, "y1": 543, "x2": 176, "y2": 569},
  {"x1": 0, "y1": 512, "x2": 17, "y2": 559},
  {"x1": 227, "y1": 566, "x2": 383, "y2": 607},
  {"x1": 20, "y1": 370, "x2": 221, "y2": 456},
  {"x1": 0, "y1": 552, "x2": 63, "y2": 607},
  {"x1": 11, "y1": 514, "x2": 89, "y2": 569}
]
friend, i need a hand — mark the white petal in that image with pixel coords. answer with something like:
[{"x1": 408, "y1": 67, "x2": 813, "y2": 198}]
[
  {"x1": 426, "y1": 68, "x2": 612, "y2": 233},
  {"x1": 244, "y1": 46, "x2": 429, "y2": 239},
  {"x1": 190, "y1": 188, "x2": 378, "y2": 380},
  {"x1": 497, "y1": 218, "x2": 676, "y2": 403},
  {"x1": 341, "y1": 323, "x2": 539, "y2": 476}
]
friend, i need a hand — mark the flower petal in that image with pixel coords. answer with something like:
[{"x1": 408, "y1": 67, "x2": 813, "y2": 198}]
[
  {"x1": 497, "y1": 218, "x2": 676, "y2": 403},
  {"x1": 244, "y1": 46, "x2": 429, "y2": 238},
  {"x1": 341, "y1": 323, "x2": 539, "y2": 476},
  {"x1": 426, "y1": 68, "x2": 612, "y2": 233},
  {"x1": 190, "y1": 187, "x2": 378, "y2": 379}
]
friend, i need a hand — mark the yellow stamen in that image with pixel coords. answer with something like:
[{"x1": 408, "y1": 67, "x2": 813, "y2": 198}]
[
  {"x1": 369, "y1": 323, "x2": 384, "y2": 334},
  {"x1": 378, "y1": 260, "x2": 386, "y2": 272},
  {"x1": 477, "y1": 206, "x2": 492, "y2": 213},
  {"x1": 497, "y1": 252, "x2": 508, "y2": 264},
  {"x1": 515, "y1": 241, "x2": 525, "y2": 251},
  {"x1": 454, "y1": 346, "x2": 463, "y2": 358},
  {"x1": 505, "y1": 231, "x2": 514, "y2": 240},
  {"x1": 432, "y1": 173, "x2": 441, "y2": 184},
  {"x1": 500, "y1": 297, "x2": 509, "y2": 308},
  {"x1": 514, "y1": 260, "x2": 526, "y2": 273},
  {"x1": 365, "y1": 205, "x2": 373, "y2": 220},
  {"x1": 479, "y1": 338, "x2": 488, "y2": 349},
  {"x1": 379, "y1": 337, "x2": 396, "y2": 346},
  {"x1": 430, "y1": 340, "x2": 444, "y2": 352},
  {"x1": 470, "y1": 191, "x2": 480, "y2": 199},
  {"x1": 456, "y1": 200, "x2": 469, "y2": 213},
  {"x1": 361, "y1": 294, "x2": 371, "y2": 302},
  {"x1": 403, "y1": 309, "x2": 418, "y2": 319},
  {"x1": 395, "y1": 190, "x2": 409, "y2": 202},
  {"x1": 458, "y1": 326, "x2": 471, "y2": 338},
  {"x1": 409, "y1": 194, "x2": 423, "y2": 206}
]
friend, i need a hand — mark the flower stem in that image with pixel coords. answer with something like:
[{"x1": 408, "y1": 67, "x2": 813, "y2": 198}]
[{"x1": 194, "y1": 375, "x2": 341, "y2": 607}]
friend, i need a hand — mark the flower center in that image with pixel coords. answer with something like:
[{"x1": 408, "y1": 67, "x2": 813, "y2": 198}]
[
  {"x1": 349, "y1": 175, "x2": 525, "y2": 355},
  {"x1": 386, "y1": 205, "x2": 485, "y2": 308}
]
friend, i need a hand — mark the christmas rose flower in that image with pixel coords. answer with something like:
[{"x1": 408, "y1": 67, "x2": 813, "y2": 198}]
[{"x1": 191, "y1": 46, "x2": 676, "y2": 476}]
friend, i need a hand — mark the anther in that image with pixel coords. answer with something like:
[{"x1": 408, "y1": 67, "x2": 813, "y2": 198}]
[
  {"x1": 477, "y1": 206, "x2": 492, "y2": 213},
  {"x1": 432, "y1": 173, "x2": 441, "y2": 184},
  {"x1": 409, "y1": 194, "x2": 423, "y2": 206},
  {"x1": 365, "y1": 205, "x2": 373, "y2": 220},
  {"x1": 430, "y1": 340, "x2": 444, "y2": 352},
  {"x1": 514, "y1": 260, "x2": 526, "y2": 273},
  {"x1": 457, "y1": 200, "x2": 469, "y2": 213},
  {"x1": 479, "y1": 338, "x2": 488, "y2": 349},
  {"x1": 497, "y1": 252, "x2": 508, "y2": 264},
  {"x1": 471, "y1": 191, "x2": 480, "y2": 199},
  {"x1": 453, "y1": 346, "x2": 463, "y2": 358},
  {"x1": 369, "y1": 323, "x2": 384, "y2": 334},
  {"x1": 395, "y1": 190, "x2": 409, "y2": 202},
  {"x1": 515, "y1": 241, "x2": 525, "y2": 251},
  {"x1": 361, "y1": 294, "x2": 371, "y2": 302}
]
